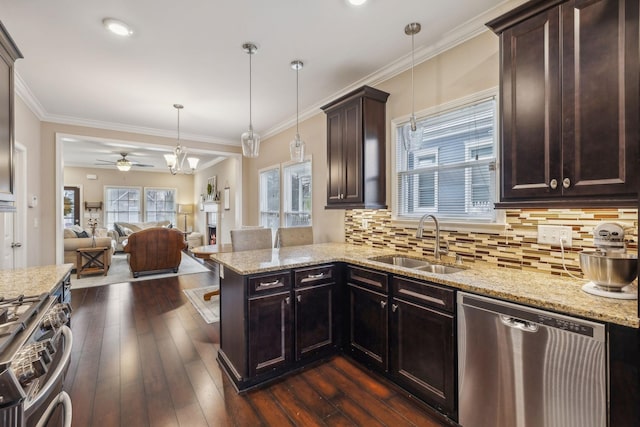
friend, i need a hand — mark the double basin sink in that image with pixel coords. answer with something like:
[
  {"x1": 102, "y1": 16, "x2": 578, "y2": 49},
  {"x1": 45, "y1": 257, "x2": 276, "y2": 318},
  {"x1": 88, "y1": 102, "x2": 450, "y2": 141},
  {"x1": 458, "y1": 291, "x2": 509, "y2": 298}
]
[{"x1": 369, "y1": 255, "x2": 466, "y2": 274}]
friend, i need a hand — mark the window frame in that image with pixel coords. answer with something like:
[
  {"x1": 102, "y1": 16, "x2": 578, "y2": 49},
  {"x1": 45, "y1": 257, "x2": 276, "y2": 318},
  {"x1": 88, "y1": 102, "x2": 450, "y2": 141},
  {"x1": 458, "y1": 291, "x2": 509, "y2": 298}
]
[
  {"x1": 258, "y1": 165, "x2": 281, "y2": 230},
  {"x1": 258, "y1": 157, "x2": 313, "y2": 230},
  {"x1": 391, "y1": 88, "x2": 506, "y2": 233},
  {"x1": 103, "y1": 185, "x2": 142, "y2": 230},
  {"x1": 143, "y1": 186, "x2": 178, "y2": 224}
]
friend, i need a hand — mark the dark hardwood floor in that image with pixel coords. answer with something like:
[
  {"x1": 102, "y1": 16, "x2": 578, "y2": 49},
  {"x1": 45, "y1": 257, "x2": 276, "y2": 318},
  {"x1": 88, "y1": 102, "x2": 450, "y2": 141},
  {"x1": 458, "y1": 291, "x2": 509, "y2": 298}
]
[{"x1": 66, "y1": 272, "x2": 449, "y2": 427}]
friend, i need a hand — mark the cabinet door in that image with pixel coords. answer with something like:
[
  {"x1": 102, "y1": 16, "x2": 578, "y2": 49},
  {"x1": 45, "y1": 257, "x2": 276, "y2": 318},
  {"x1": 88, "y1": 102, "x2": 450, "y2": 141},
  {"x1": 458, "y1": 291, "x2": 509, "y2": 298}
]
[
  {"x1": 341, "y1": 99, "x2": 363, "y2": 204},
  {"x1": 561, "y1": 0, "x2": 639, "y2": 198},
  {"x1": 347, "y1": 283, "x2": 388, "y2": 371},
  {"x1": 326, "y1": 108, "x2": 345, "y2": 204},
  {"x1": 391, "y1": 298, "x2": 455, "y2": 417},
  {"x1": 248, "y1": 292, "x2": 292, "y2": 377},
  {"x1": 501, "y1": 7, "x2": 562, "y2": 200},
  {"x1": 295, "y1": 283, "x2": 334, "y2": 360}
]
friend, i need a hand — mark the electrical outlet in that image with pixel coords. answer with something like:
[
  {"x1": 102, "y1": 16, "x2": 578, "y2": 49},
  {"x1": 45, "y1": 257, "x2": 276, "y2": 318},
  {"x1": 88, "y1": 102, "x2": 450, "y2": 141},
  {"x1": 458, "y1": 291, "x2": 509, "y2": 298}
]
[{"x1": 537, "y1": 225, "x2": 572, "y2": 247}]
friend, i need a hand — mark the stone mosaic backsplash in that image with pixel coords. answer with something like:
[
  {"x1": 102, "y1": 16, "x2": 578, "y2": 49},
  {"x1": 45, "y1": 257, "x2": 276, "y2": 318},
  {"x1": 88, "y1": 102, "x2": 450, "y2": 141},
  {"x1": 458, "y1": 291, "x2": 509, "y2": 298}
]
[{"x1": 344, "y1": 208, "x2": 638, "y2": 277}]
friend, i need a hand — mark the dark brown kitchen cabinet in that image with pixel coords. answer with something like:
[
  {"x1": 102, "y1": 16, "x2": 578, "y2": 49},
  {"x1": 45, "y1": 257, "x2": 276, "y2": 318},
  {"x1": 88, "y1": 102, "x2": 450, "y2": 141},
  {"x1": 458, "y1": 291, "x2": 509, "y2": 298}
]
[
  {"x1": 488, "y1": 0, "x2": 639, "y2": 207},
  {"x1": 321, "y1": 85, "x2": 389, "y2": 209},
  {"x1": 248, "y1": 290, "x2": 292, "y2": 377},
  {"x1": 390, "y1": 276, "x2": 456, "y2": 419},
  {"x1": 347, "y1": 283, "x2": 389, "y2": 372},
  {"x1": 0, "y1": 22, "x2": 22, "y2": 208},
  {"x1": 218, "y1": 265, "x2": 338, "y2": 391}
]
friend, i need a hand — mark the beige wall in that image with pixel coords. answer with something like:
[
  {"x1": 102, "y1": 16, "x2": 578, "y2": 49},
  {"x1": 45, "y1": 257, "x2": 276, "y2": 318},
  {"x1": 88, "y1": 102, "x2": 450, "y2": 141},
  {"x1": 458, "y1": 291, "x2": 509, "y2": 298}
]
[
  {"x1": 64, "y1": 166, "x2": 196, "y2": 230},
  {"x1": 193, "y1": 157, "x2": 240, "y2": 244},
  {"x1": 244, "y1": 31, "x2": 499, "y2": 244}
]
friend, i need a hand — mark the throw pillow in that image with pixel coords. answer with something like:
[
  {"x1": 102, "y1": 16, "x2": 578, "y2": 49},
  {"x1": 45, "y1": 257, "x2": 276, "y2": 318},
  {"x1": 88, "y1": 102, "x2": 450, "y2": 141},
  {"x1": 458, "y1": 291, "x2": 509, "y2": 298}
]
[
  {"x1": 114, "y1": 223, "x2": 125, "y2": 237},
  {"x1": 123, "y1": 227, "x2": 134, "y2": 236},
  {"x1": 63, "y1": 228, "x2": 77, "y2": 238},
  {"x1": 75, "y1": 230, "x2": 89, "y2": 238}
]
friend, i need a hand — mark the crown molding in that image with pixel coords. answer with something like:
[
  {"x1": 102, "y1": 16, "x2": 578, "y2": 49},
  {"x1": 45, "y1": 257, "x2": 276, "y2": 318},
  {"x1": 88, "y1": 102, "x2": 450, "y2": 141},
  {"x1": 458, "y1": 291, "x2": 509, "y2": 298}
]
[
  {"x1": 14, "y1": 72, "x2": 47, "y2": 120},
  {"x1": 263, "y1": 0, "x2": 526, "y2": 140}
]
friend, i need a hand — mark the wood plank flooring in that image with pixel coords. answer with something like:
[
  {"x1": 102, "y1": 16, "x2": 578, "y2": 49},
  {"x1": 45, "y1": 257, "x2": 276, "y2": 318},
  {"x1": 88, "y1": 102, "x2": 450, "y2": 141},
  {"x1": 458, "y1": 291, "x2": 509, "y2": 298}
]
[{"x1": 66, "y1": 271, "x2": 450, "y2": 427}]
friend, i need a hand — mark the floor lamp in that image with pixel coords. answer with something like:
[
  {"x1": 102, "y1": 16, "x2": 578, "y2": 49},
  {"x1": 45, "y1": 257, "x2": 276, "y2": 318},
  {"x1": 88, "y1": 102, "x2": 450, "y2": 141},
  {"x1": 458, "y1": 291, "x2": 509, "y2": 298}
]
[{"x1": 178, "y1": 204, "x2": 193, "y2": 232}]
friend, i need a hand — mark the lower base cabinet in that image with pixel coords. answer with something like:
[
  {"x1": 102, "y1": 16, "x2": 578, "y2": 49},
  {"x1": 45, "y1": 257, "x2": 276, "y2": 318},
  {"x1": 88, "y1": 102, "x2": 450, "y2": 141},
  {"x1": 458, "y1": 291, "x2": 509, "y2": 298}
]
[
  {"x1": 390, "y1": 298, "x2": 455, "y2": 418},
  {"x1": 248, "y1": 291, "x2": 292, "y2": 376},
  {"x1": 295, "y1": 283, "x2": 334, "y2": 360},
  {"x1": 347, "y1": 283, "x2": 388, "y2": 371}
]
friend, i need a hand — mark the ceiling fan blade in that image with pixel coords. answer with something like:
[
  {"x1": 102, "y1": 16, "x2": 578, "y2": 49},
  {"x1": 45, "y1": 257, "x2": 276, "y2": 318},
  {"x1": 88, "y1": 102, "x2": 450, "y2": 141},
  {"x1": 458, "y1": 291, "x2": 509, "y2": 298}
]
[
  {"x1": 132, "y1": 163, "x2": 154, "y2": 168},
  {"x1": 95, "y1": 159, "x2": 116, "y2": 164}
]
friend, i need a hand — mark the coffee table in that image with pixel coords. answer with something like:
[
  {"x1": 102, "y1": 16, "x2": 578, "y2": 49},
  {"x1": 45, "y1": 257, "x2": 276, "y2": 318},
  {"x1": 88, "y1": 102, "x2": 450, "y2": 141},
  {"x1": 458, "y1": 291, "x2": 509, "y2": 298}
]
[{"x1": 76, "y1": 246, "x2": 109, "y2": 279}]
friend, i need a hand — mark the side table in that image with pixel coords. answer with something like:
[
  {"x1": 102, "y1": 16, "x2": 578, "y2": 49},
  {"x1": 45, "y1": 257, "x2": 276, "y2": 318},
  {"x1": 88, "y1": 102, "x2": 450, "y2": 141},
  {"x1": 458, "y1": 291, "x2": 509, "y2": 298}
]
[{"x1": 76, "y1": 246, "x2": 109, "y2": 279}]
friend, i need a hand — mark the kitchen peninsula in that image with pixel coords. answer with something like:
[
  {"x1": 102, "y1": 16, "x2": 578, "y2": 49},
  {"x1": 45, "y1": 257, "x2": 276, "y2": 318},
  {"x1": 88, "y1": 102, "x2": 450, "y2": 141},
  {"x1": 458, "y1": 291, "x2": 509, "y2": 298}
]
[{"x1": 212, "y1": 242, "x2": 638, "y2": 425}]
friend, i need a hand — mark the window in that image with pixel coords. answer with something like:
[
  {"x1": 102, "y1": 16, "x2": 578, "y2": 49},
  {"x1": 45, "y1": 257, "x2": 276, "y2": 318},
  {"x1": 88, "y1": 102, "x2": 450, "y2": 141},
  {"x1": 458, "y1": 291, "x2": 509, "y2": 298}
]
[
  {"x1": 144, "y1": 187, "x2": 177, "y2": 224},
  {"x1": 283, "y1": 161, "x2": 312, "y2": 227},
  {"x1": 104, "y1": 186, "x2": 141, "y2": 230},
  {"x1": 259, "y1": 159, "x2": 312, "y2": 230},
  {"x1": 259, "y1": 167, "x2": 280, "y2": 229},
  {"x1": 395, "y1": 96, "x2": 496, "y2": 222}
]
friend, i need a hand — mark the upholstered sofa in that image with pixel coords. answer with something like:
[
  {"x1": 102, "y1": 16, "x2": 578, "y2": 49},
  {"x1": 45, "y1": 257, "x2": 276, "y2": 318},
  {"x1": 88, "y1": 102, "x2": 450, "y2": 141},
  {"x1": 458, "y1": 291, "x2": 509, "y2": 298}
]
[
  {"x1": 63, "y1": 226, "x2": 114, "y2": 269},
  {"x1": 123, "y1": 227, "x2": 186, "y2": 278},
  {"x1": 108, "y1": 220, "x2": 171, "y2": 252}
]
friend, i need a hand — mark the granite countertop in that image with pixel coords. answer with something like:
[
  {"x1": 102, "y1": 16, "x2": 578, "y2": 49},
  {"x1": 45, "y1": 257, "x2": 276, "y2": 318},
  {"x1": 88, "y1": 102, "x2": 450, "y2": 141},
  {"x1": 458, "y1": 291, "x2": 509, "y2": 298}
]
[
  {"x1": 0, "y1": 264, "x2": 73, "y2": 297},
  {"x1": 211, "y1": 242, "x2": 639, "y2": 328}
]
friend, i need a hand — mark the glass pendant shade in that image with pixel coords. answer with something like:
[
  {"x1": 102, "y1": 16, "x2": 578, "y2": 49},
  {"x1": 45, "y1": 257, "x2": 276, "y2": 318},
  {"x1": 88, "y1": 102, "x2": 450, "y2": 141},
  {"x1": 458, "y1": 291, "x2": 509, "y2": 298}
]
[
  {"x1": 187, "y1": 157, "x2": 200, "y2": 169},
  {"x1": 241, "y1": 127, "x2": 261, "y2": 158},
  {"x1": 164, "y1": 153, "x2": 177, "y2": 169},
  {"x1": 289, "y1": 134, "x2": 305, "y2": 162}
]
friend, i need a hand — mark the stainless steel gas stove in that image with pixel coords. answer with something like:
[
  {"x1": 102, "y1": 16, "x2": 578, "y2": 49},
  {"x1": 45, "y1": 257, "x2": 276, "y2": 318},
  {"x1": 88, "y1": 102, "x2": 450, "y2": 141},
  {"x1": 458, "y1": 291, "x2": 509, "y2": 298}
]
[{"x1": 0, "y1": 293, "x2": 72, "y2": 427}]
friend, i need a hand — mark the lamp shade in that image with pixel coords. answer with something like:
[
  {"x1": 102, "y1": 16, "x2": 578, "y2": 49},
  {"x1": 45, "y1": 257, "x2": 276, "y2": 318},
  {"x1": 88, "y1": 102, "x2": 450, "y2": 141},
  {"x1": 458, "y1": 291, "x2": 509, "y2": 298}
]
[{"x1": 178, "y1": 204, "x2": 193, "y2": 214}]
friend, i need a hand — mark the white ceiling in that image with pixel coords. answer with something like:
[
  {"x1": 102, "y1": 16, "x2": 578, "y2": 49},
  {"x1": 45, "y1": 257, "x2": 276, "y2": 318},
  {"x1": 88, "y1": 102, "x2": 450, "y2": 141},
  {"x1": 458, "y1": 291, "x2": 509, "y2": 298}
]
[{"x1": 0, "y1": 0, "x2": 521, "y2": 170}]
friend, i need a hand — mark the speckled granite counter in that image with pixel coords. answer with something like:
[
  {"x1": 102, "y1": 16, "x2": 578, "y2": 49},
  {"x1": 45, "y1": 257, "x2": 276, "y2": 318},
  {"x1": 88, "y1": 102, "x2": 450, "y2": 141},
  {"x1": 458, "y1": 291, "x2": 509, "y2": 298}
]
[
  {"x1": 211, "y1": 242, "x2": 639, "y2": 328},
  {"x1": 0, "y1": 264, "x2": 73, "y2": 297}
]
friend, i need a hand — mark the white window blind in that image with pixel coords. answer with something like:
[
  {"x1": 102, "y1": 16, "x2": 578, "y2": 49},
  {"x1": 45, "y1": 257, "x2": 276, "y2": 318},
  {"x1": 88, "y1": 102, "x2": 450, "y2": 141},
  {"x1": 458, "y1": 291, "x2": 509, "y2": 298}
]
[{"x1": 396, "y1": 97, "x2": 497, "y2": 222}]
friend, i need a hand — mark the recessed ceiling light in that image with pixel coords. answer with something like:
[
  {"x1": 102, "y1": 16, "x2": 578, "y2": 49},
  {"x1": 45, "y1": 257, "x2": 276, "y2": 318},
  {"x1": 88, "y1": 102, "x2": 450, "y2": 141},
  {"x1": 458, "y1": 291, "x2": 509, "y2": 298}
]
[
  {"x1": 347, "y1": 0, "x2": 368, "y2": 5},
  {"x1": 102, "y1": 18, "x2": 134, "y2": 37}
]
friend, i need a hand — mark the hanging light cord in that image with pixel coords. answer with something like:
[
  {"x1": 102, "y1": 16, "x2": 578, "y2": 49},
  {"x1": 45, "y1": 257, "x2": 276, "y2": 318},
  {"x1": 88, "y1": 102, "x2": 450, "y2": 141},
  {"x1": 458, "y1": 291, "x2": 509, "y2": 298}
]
[
  {"x1": 249, "y1": 49, "x2": 253, "y2": 132},
  {"x1": 411, "y1": 30, "x2": 415, "y2": 127},
  {"x1": 296, "y1": 66, "x2": 300, "y2": 136}
]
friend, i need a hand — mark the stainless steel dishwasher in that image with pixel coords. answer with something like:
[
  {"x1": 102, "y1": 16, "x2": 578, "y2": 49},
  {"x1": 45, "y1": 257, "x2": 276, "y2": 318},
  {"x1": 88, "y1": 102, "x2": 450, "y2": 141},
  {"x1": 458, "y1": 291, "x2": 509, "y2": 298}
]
[{"x1": 457, "y1": 292, "x2": 607, "y2": 427}]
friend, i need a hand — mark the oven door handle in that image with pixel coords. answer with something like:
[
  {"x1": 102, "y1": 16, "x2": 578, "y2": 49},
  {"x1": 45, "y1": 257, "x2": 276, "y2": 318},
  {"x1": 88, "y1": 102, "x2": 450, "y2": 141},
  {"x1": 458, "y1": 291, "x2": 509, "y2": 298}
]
[
  {"x1": 25, "y1": 325, "x2": 73, "y2": 413},
  {"x1": 35, "y1": 391, "x2": 72, "y2": 427}
]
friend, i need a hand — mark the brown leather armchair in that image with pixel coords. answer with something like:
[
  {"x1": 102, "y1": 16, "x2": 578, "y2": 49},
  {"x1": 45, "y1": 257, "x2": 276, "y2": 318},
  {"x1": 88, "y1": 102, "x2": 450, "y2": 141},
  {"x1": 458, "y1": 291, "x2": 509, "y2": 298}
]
[{"x1": 123, "y1": 227, "x2": 187, "y2": 278}]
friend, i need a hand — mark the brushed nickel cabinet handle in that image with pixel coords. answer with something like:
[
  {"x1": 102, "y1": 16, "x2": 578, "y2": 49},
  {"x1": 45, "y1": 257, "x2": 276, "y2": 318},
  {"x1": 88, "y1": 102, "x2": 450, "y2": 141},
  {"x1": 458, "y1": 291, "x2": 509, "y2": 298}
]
[
  {"x1": 563, "y1": 177, "x2": 571, "y2": 189},
  {"x1": 296, "y1": 295, "x2": 302, "y2": 302},
  {"x1": 392, "y1": 304, "x2": 398, "y2": 312},
  {"x1": 380, "y1": 300, "x2": 387, "y2": 308},
  {"x1": 550, "y1": 179, "x2": 558, "y2": 190}
]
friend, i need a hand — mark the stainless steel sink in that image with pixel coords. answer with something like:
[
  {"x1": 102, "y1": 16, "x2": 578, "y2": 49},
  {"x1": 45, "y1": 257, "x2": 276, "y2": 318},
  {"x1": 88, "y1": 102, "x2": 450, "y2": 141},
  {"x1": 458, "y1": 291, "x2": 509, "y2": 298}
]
[{"x1": 369, "y1": 255, "x2": 465, "y2": 274}]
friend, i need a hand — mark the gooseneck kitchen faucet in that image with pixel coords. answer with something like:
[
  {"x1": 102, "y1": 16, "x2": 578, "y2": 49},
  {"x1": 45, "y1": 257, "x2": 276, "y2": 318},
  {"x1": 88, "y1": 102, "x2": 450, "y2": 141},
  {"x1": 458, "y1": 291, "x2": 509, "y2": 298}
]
[{"x1": 416, "y1": 214, "x2": 448, "y2": 261}]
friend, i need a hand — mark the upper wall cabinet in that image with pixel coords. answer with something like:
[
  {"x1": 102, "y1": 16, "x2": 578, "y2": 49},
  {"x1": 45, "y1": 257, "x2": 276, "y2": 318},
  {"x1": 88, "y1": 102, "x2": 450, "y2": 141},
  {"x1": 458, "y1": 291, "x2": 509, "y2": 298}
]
[
  {"x1": 321, "y1": 86, "x2": 389, "y2": 209},
  {"x1": 0, "y1": 22, "x2": 22, "y2": 210},
  {"x1": 487, "y1": 0, "x2": 639, "y2": 208}
]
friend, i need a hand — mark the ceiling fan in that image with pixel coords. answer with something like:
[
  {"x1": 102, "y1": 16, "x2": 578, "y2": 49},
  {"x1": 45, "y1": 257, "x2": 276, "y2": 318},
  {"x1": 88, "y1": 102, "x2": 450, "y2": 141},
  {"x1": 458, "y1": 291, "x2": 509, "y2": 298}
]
[{"x1": 95, "y1": 152, "x2": 154, "y2": 171}]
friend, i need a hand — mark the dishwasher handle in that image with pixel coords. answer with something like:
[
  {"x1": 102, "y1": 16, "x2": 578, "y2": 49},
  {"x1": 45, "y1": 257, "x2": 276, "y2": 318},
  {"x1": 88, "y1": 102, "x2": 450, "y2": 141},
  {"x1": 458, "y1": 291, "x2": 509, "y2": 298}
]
[{"x1": 500, "y1": 315, "x2": 539, "y2": 333}]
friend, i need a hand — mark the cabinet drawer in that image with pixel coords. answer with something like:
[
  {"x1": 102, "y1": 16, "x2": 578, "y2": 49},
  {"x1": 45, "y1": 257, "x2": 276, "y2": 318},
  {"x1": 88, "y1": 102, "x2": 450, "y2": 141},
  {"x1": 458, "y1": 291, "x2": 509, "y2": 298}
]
[
  {"x1": 248, "y1": 271, "x2": 291, "y2": 296},
  {"x1": 347, "y1": 265, "x2": 388, "y2": 292},
  {"x1": 294, "y1": 264, "x2": 335, "y2": 288},
  {"x1": 392, "y1": 276, "x2": 454, "y2": 313}
]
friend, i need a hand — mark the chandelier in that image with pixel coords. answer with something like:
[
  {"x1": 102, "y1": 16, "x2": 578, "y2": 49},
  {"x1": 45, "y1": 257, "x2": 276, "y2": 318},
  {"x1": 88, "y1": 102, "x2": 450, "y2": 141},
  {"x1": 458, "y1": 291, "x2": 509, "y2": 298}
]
[{"x1": 164, "y1": 104, "x2": 199, "y2": 175}]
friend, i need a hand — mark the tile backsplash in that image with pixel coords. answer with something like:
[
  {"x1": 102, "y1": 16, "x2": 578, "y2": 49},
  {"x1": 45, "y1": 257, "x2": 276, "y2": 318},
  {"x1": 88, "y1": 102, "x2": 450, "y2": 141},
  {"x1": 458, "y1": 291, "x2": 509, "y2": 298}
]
[{"x1": 344, "y1": 208, "x2": 638, "y2": 277}]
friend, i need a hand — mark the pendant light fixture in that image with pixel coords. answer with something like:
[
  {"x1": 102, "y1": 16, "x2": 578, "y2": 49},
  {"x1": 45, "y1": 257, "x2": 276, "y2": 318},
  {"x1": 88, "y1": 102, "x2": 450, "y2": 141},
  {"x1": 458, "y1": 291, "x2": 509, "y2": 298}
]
[
  {"x1": 164, "y1": 104, "x2": 200, "y2": 175},
  {"x1": 289, "y1": 60, "x2": 305, "y2": 162},
  {"x1": 241, "y1": 42, "x2": 261, "y2": 158},
  {"x1": 404, "y1": 22, "x2": 421, "y2": 151}
]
